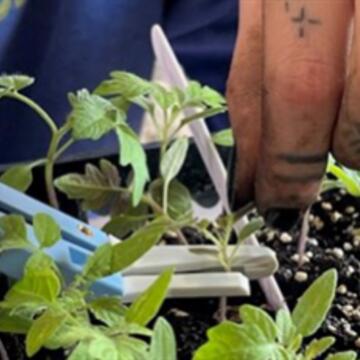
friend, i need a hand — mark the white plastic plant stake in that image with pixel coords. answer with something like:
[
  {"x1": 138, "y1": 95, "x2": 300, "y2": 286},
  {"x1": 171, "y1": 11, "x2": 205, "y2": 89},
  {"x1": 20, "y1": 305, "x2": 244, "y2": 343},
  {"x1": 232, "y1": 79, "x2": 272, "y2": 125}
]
[
  {"x1": 124, "y1": 244, "x2": 278, "y2": 280},
  {"x1": 123, "y1": 272, "x2": 250, "y2": 303},
  {"x1": 151, "y1": 24, "x2": 287, "y2": 310}
]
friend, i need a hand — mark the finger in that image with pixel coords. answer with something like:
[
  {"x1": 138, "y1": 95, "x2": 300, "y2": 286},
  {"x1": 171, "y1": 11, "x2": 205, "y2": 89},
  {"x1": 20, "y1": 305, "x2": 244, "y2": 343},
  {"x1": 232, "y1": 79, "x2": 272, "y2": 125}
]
[
  {"x1": 227, "y1": 0, "x2": 263, "y2": 209},
  {"x1": 255, "y1": 0, "x2": 352, "y2": 230},
  {"x1": 333, "y1": 7, "x2": 360, "y2": 169}
]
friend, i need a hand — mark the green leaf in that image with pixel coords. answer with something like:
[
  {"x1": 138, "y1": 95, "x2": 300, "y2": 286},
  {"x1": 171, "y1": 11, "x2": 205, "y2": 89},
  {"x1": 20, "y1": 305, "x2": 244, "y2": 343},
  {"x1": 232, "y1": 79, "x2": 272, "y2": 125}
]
[
  {"x1": 149, "y1": 179, "x2": 193, "y2": 222},
  {"x1": 326, "y1": 352, "x2": 357, "y2": 360},
  {"x1": 26, "y1": 308, "x2": 66, "y2": 357},
  {"x1": 150, "y1": 317, "x2": 177, "y2": 360},
  {"x1": 0, "y1": 214, "x2": 31, "y2": 253},
  {"x1": 327, "y1": 162, "x2": 360, "y2": 196},
  {"x1": 33, "y1": 213, "x2": 61, "y2": 248},
  {"x1": 115, "y1": 337, "x2": 149, "y2": 360},
  {"x1": 0, "y1": 165, "x2": 33, "y2": 192},
  {"x1": 160, "y1": 138, "x2": 189, "y2": 184},
  {"x1": 0, "y1": 308, "x2": 31, "y2": 334},
  {"x1": 240, "y1": 304, "x2": 277, "y2": 341},
  {"x1": 88, "y1": 296, "x2": 126, "y2": 327},
  {"x1": 88, "y1": 337, "x2": 118, "y2": 360},
  {"x1": 55, "y1": 160, "x2": 123, "y2": 211},
  {"x1": 292, "y1": 269, "x2": 337, "y2": 337},
  {"x1": 0, "y1": 74, "x2": 34, "y2": 91},
  {"x1": 5, "y1": 267, "x2": 61, "y2": 305},
  {"x1": 25, "y1": 252, "x2": 58, "y2": 276},
  {"x1": 238, "y1": 217, "x2": 264, "y2": 242},
  {"x1": 212, "y1": 129, "x2": 234, "y2": 147},
  {"x1": 151, "y1": 83, "x2": 180, "y2": 111},
  {"x1": 83, "y1": 243, "x2": 113, "y2": 281},
  {"x1": 185, "y1": 81, "x2": 226, "y2": 109},
  {"x1": 45, "y1": 325, "x2": 91, "y2": 351},
  {"x1": 305, "y1": 337, "x2": 335, "y2": 359},
  {"x1": 95, "y1": 71, "x2": 151, "y2": 99},
  {"x1": 116, "y1": 125, "x2": 149, "y2": 206},
  {"x1": 68, "y1": 341, "x2": 90, "y2": 360},
  {"x1": 194, "y1": 321, "x2": 289, "y2": 360},
  {"x1": 321, "y1": 179, "x2": 344, "y2": 193},
  {"x1": 110, "y1": 218, "x2": 168, "y2": 274},
  {"x1": 69, "y1": 89, "x2": 119, "y2": 140},
  {"x1": 275, "y1": 309, "x2": 297, "y2": 346},
  {"x1": 103, "y1": 214, "x2": 149, "y2": 239},
  {"x1": 126, "y1": 268, "x2": 173, "y2": 326},
  {"x1": 102, "y1": 203, "x2": 149, "y2": 238}
]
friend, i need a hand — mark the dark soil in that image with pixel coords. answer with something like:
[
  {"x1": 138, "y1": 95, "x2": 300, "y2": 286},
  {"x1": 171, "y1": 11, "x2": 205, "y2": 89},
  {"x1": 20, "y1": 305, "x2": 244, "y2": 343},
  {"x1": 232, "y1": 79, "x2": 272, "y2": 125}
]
[{"x1": 161, "y1": 189, "x2": 360, "y2": 360}]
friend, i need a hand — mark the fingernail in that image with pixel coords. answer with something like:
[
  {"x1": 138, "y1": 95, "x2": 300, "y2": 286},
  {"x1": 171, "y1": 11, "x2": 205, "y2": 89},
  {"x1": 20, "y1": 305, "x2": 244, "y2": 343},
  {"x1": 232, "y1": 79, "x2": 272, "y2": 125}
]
[{"x1": 264, "y1": 208, "x2": 301, "y2": 232}]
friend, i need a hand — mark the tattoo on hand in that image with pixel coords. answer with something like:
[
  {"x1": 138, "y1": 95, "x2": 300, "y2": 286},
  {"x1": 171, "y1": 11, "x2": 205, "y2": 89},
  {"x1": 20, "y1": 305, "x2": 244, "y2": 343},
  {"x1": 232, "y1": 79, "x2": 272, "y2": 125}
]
[{"x1": 283, "y1": 1, "x2": 322, "y2": 38}]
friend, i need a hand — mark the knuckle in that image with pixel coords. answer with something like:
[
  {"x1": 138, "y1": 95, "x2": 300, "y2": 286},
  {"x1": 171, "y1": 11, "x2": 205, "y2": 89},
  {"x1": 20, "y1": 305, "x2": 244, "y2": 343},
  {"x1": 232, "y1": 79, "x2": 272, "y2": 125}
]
[{"x1": 269, "y1": 58, "x2": 342, "y2": 105}]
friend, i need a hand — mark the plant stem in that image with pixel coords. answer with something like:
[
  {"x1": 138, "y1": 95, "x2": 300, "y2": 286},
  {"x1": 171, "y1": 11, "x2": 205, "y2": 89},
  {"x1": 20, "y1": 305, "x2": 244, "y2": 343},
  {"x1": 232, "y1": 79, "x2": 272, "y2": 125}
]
[
  {"x1": 0, "y1": 338, "x2": 9, "y2": 360},
  {"x1": 175, "y1": 229, "x2": 188, "y2": 245},
  {"x1": 6, "y1": 92, "x2": 58, "y2": 134},
  {"x1": 45, "y1": 125, "x2": 71, "y2": 208},
  {"x1": 55, "y1": 138, "x2": 75, "y2": 159},
  {"x1": 218, "y1": 296, "x2": 228, "y2": 323},
  {"x1": 29, "y1": 158, "x2": 47, "y2": 169},
  {"x1": 298, "y1": 208, "x2": 310, "y2": 265}
]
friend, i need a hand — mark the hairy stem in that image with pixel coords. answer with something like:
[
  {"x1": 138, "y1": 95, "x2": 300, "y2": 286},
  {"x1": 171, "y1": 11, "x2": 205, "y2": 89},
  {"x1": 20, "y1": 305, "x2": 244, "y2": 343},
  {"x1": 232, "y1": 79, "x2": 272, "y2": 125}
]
[
  {"x1": 45, "y1": 125, "x2": 71, "y2": 208},
  {"x1": 6, "y1": 92, "x2": 58, "y2": 134}
]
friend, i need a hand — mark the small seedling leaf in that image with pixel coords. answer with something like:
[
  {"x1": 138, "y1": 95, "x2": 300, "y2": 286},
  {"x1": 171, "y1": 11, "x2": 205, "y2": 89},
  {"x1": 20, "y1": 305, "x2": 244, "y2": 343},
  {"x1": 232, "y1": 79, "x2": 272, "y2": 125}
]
[
  {"x1": 326, "y1": 351, "x2": 357, "y2": 360},
  {"x1": 88, "y1": 337, "x2": 118, "y2": 360},
  {"x1": 276, "y1": 309, "x2": 297, "y2": 346},
  {"x1": 212, "y1": 128, "x2": 234, "y2": 147},
  {"x1": 327, "y1": 162, "x2": 360, "y2": 197},
  {"x1": 5, "y1": 266, "x2": 61, "y2": 305},
  {"x1": 292, "y1": 269, "x2": 337, "y2": 337},
  {"x1": 83, "y1": 243, "x2": 112, "y2": 281},
  {"x1": 305, "y1": 337, "x2": 335, "y2": 359},
  {"x1": 26, "y1": 308, "x2": 65, "y2": 357},
  {"x1": 238, "y1": 217, "x2": 264, "y2": 242},
  {"x1": 0, "y1": 214, "x2": 30, "y2": 253},
  {"x1": 95, "y1": 71, "x2": 151, "y2": 99},
  {"x1": 33, "y1": 213, "x2": 61, "y2": 248},
  {"x1": 0, "y1": 74, "x2": 34, "y2": 91},
  {"x1": 150, "y1": 179, "x2": 193, "y2": 222},
  {"x1": 88, "y1": 296, "x2": 126, "y2": 327},
  {"x1": 240, "y1": 304, "x2": 277, "y2": 341},
  {"x1": 69, "y1": 89, "x2": 118, "y2": 140},
  {"x1": 150, "y1": 317, "x2": 177, "y2": 360},
  {"x1": 0, "y1": 165, "x2": 33, "y2": 192},
  {"x1": 110, "y1": 218, "x2": 168, "y2": 274},
  {"x1": 0, "y1": 308, "x2": 31, "y2": 334},
  {"x1": 55, "y1": 159, "x2": 123, "y2": 211},
  {"x1": 126, "y1": 268, "x2": 173, "y2": 326},
  {"x1": 160, "y1": 138, "x2": 189, "y2": 185},
  {"x1": 116, "y1": 125, "x2": 149, "y2": 206},
  {"x1": 103, "y1": 212, "x2": 149, "y2": 239}
]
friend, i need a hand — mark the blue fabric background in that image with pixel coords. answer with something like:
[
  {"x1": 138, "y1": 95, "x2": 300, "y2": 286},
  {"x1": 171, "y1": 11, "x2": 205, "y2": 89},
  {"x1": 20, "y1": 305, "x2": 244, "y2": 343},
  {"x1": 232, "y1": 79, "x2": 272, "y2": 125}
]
[{"x1": 0, "y1": 0, "x2": 238, "y2": 164}]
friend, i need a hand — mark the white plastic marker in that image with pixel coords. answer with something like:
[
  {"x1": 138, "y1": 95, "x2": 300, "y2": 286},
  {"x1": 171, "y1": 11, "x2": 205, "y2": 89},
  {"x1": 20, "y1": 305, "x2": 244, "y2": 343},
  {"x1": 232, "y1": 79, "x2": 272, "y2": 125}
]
[{"x1": 151, "y1": 24, "x2": 287, "y2": 310}]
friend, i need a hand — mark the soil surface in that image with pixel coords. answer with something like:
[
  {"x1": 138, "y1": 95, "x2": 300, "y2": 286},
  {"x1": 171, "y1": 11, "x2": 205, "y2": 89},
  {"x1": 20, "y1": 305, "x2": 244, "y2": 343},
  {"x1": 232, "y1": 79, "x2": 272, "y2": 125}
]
[{"x1": 161, "y1": 189, "x2": 360, "y2": 360}]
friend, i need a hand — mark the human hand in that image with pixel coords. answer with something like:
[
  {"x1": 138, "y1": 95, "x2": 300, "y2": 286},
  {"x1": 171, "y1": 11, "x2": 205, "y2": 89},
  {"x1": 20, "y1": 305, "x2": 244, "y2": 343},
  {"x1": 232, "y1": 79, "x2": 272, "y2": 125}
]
[{"x1": 228, "y1": 0, "x2": 356, "y2": 230}]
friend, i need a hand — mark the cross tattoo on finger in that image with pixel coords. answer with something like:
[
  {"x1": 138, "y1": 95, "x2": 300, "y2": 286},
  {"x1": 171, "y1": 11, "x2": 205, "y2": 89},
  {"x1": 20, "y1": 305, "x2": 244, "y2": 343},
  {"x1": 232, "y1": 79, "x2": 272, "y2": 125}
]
[{"x1": 291, "y1": 6, "x2": 321, "y2": 38}]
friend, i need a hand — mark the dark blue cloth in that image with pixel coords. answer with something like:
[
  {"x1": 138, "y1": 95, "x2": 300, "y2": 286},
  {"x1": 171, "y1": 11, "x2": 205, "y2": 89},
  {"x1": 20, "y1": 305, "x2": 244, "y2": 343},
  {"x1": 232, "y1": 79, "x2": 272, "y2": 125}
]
[{"x1": 0, "y1": 0, "x2": 237, "y2": 164}]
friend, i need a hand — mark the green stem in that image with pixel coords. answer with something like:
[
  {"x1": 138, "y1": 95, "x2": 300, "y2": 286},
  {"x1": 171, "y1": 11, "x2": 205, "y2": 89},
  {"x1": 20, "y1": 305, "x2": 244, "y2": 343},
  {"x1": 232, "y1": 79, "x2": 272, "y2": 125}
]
[
  {"x1": 55, "y1": 138, "x2": 75, "y2": 159},
  {"x1": 29, "y1": 158, "x2": 47, "y2": 169},
  {"x1": 6, "y1": 92, "x2": 58, "y2": 134},
  {"x1": 45, "y1": 125, "x2": 71, "y2": 208}
]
